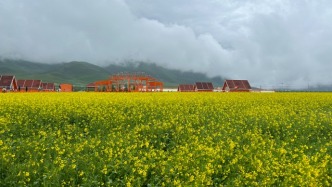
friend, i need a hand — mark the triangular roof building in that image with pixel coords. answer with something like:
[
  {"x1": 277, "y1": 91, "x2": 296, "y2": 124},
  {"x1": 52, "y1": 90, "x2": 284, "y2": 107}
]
[
  {"x1": 0, "y1": 75, "x2": 18, "y2": 91},
  {"x1": 222, "y1": 80, "x2": 251, "y2": 92}
]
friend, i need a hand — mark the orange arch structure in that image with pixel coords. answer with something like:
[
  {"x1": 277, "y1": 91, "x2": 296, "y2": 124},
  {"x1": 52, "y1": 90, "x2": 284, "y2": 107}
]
[{"x1": 94, "y1": 72, "x2": 163, "y2": 92}]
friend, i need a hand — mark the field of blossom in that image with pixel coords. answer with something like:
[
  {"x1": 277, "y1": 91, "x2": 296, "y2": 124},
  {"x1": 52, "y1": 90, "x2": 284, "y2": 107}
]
[{"x1": 1, "y1": 92, "x2": 332, "y2": 186}]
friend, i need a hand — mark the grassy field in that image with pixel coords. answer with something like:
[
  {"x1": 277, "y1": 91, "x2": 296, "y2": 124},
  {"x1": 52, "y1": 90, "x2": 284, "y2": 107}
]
[{"x1": 1, "y1": 92, "x2": 331, "y2": 186}]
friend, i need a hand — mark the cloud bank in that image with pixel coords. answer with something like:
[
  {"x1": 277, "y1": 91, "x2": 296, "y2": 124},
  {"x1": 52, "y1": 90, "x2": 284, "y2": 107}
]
[{"x1": 1, "y1": 0, "x2": 332, "y2": 88}]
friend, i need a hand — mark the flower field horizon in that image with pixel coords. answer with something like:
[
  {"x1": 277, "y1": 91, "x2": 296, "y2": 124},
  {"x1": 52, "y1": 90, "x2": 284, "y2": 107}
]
[{"x1": 1, "y1": 92, "x2": 331, "y2": 186}]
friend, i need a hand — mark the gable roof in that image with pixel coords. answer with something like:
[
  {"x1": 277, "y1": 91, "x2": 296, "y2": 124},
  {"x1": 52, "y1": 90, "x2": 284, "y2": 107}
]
[
  {"x1": 41, "y1": 82, "x2": 55, "y2": 90},
  {"x1": 0, "y1": 75, "x2": 18, "y2": 89},
  {"x1": 86, "y1": 82, "x2": 96, "y2": 88},
  {"x1": 222, "y1": 80, "x2": 251, "y2": 91},
  {"x1": 17, "y1": 80, "x2": 42, "y2": 89},
  {"x1": 195, "y1": 82, "x2": 214, "y2": 91},
  {"x1": 178, "y1": 84, "x2": 195, "y2": 92}
]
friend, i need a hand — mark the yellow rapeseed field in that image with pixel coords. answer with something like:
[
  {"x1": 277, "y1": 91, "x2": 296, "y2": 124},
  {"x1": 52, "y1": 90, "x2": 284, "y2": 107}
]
[{"x1": 0, "y1": 92, "x2": 331, "y2": 186}]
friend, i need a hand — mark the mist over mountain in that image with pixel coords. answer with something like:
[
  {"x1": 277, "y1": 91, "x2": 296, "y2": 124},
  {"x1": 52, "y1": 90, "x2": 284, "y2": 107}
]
[{"x1": 0, "y1": 58, "x2": 224, "y2": 87}]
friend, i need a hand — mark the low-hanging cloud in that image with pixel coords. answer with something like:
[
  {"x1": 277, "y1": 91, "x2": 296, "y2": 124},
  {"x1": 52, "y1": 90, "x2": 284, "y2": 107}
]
[
  {"x1": 127, "y1": 0, "x2": 332, "y2": 88},
  {"x1": 0, "y1": 0, "x2": 230, "y2": 74},
  {"x1": 1, "y1": 0, "x2": 332, "y2": 88}
]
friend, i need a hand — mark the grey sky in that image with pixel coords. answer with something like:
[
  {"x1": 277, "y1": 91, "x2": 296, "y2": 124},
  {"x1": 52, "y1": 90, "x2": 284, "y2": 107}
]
[{"x1": 1, "y1": 0, "x2": 332, "y2": 88}]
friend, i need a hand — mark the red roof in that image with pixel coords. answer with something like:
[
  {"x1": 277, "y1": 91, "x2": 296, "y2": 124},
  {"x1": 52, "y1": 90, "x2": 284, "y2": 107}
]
[
  {"x1": 17, "y1": 80, "x2": 42, "y2": 89},
  {"x1": 86, "y1": 82, "x2": 96, "y2": 88},
  {"x1": 0, "y1": 75, "x2": 14, "y2": 87},
  {"x1": 195, "y1": 82, "x2": 214, "y2": 91},
  {"x1": 0, "y1": 75, "x2": 18, "y2": 89},
  {"x1": 178, "y1": 84, "x2": 195, "y2": 92},
  {"x1": 41, "y1": 82, "x2": 55, "y2": 90},
  {"x1": 222, "y1": 80, "x2": 251, "y2": 92}
]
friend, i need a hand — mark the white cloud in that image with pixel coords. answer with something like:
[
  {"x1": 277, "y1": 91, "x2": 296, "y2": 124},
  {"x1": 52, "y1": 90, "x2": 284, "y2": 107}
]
[
  {"x1": 126, "y1": 0, "x2": 332, "y2": 87},
  {"x1": 0, "y1": 0, "x2": 230, "y2": 74}
]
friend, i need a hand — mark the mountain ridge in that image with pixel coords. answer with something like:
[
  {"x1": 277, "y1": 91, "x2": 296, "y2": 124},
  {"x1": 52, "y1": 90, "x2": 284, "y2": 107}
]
[{"x1": 0, "y1": 59, "x2": 225, "y2": 87}]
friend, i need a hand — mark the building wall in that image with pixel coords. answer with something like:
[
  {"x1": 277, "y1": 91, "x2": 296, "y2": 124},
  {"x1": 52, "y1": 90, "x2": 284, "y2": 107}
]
[{"x1": 60, "y1": 84, "x2": 73, "y2": 92}]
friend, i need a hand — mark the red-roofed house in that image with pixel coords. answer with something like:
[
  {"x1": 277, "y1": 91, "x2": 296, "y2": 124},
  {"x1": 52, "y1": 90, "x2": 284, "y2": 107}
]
[
  {"x1": 86, "y1": 82, "x2": 96, "y2": 92},
  {"x1": 222, "y1": 80, "x2": 251, "y2": 92},
  {"x1": 17, "y1": 80, "x2": 42, "y2": 92},
  {"x1": 178, "y1": 84, "x2": 195, "y2": 92},
  {"x1": 41, "y1": 82, "x2": 55, "y2": 92},
  {"x1": 0, "y1": 75, "x2": 18, "y2": 92},
  {"x1": 195, "y1": 82, "x2": 214, "y2": 92}
]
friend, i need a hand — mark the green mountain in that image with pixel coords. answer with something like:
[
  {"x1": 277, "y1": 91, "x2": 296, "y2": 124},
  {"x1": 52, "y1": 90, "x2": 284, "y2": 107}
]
[
  {"x1": 0, "y1": 59, "x2": 110, "y2": 85},
  {"x1": 37, "y1": 61, "x2": 110, "y2": 85},
  {"x1": 105, "y1": 61, "x2": 224, "y2": 87},
  {"x1": 0, "y1": 58, "x2": 225, "y2": 87}
]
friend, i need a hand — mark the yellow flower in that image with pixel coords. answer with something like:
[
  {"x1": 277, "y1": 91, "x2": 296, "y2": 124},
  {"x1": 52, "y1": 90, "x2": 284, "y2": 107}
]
[{"x1": 79, "y1": 171, "x2": 84, "y2": 177}]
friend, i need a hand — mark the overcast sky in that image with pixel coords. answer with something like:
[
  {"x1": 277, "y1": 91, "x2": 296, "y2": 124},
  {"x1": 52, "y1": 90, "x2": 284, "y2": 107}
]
[{"x1": 1, "y1": 0, "x2": 332, "y2": 88}]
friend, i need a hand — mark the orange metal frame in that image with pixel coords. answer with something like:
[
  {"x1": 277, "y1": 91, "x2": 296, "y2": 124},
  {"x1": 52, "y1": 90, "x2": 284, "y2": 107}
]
[{"x1": 94, "y1": 72, "x2": 163, "y2": 92}]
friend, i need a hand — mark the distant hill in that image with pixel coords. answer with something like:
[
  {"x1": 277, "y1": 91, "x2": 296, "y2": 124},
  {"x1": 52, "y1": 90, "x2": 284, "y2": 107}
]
[
  {"x1": 0, "y1": 58, "x2": 225, "y2": 87},
  {"x1": 104, "y1": 61, "x2": 224, "y2": 87},
  {"x1": 0, "y1": 59, "x2": 109, "y2": 85},
  {"x1": 37, "y1": 61, "x2": 110, "y2": 85}
]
